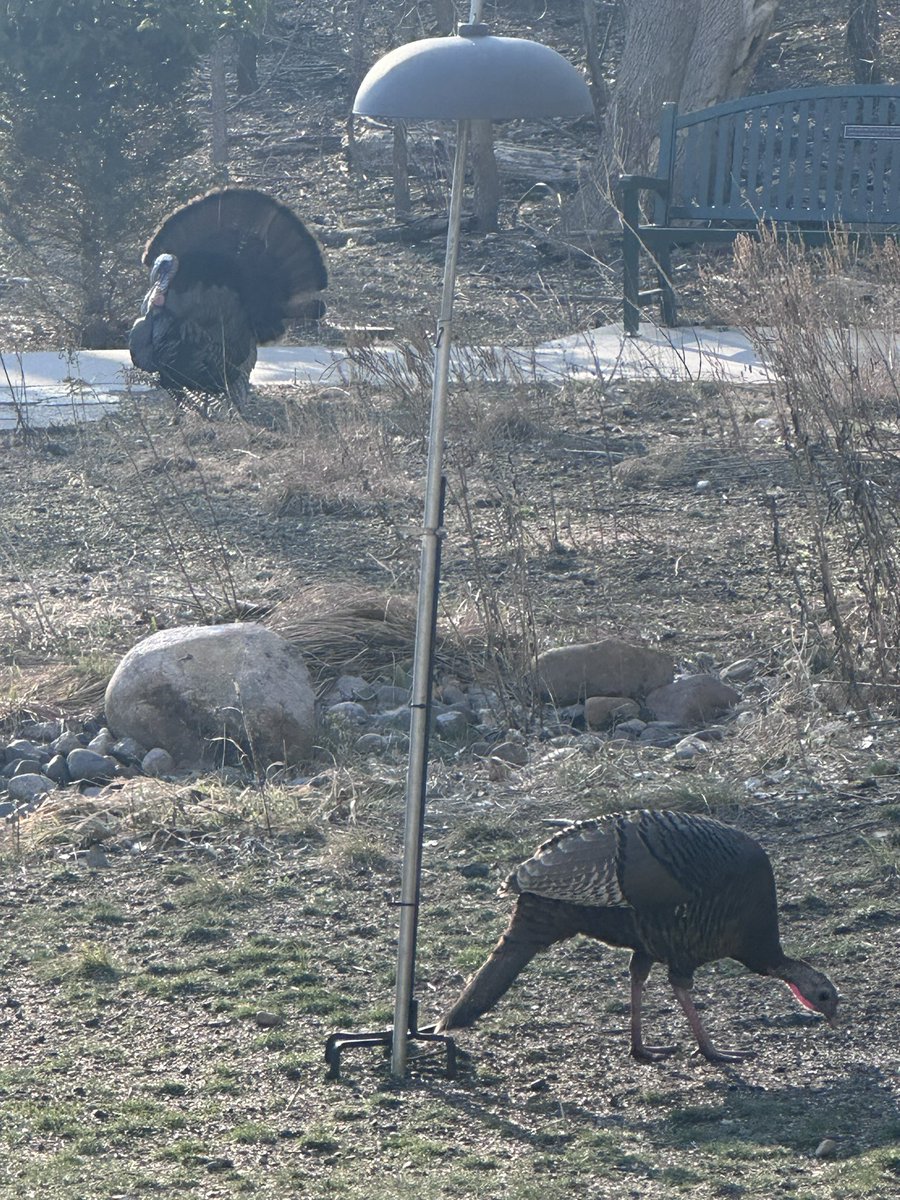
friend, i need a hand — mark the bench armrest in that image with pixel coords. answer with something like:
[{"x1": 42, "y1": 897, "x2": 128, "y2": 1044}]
[
  {"x1": 618, "y1": 173, "x2": 670, "y2": 199},
  {"x1": 617, "y1": 173, "x2": 670, "y2": 235}
]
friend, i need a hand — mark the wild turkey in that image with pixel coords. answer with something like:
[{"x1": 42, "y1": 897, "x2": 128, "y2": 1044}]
[
  {"x1": 435, "y1": 809, "x2": 838, "y2": 1062},
  {"x1": 128, "y1": 188, "x2": 327, "y2": 409}
]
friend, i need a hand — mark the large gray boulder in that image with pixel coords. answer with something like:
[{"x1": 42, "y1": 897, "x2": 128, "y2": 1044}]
[
  {"x1": 104, "y1": 623, "x2": 316, "y2": 770},
  {"x1": 537, "y1": 639, "x2": 674, "y2": 706}
]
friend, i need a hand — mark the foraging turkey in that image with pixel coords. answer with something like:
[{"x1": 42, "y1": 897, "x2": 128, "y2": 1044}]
[
  {"x1": 435, "y1": 809, "x2": 838, "y2": 1062},
  {"x1": 129, "y1": 188, "x2": 327, "y2": 409}
]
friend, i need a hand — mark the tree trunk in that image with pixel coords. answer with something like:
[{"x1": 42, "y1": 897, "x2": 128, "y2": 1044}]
[
  {"x1": 566, "y1": 0, "x2": 779, "y2": 233},
  {"x1": 392, "y1": 122, "x2": 411, "y2": 218},
  {"x1": 235, "y1": 31, "x2": 260, "y2": 95},
  {"x1": 430, "y1": 0, "x2": 457, "y2": 34},
  {"x1": 209, "y1": 36, "x2": 229, "y2": 177},
  {"x1": 471, "y1": 119, "x2": 500, "y2": 232},
  {"x1": 581, "y1": 0, "x2": 615, "y2": 126},
  {"x1": 345, "y1": 0, "x2": 372, "y2": 158},
  {"x1": 846, "y1": 0, "x2": 881, "y2": 83}
]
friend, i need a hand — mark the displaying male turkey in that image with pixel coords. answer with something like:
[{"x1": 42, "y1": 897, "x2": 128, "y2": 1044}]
[
  {"x1": 129, "y1": 188, "x2": 327, "y2": 410},
  {"x1": 435, "y1": 809, "x2": 838, "y2": 1062}
]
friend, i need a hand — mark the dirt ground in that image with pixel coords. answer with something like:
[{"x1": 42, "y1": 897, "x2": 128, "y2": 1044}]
[{"x1": 0, "y1": 2, "x2": 898, "y2": 1198}]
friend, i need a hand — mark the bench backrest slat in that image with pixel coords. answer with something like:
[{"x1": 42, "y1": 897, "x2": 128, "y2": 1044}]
[
  {"x1": 885, "y1": 99, "x2": 900, "y2": 216},
  {"x1": 822, "y1": 97, "x2": 843, "y2": 218},
  {"x1": 808, "y1": 96, "x2": 828, "y2": 215},
  {"x1": 744, "y1": 103, "x2": 763, "y2": 216},
  {"x1": 871, "y1": 107, "x2": 891, "y2": 217},
  {"x1": 654, "y1": 102, "x2": 678, "y2": 225},
  {"x1": 665, "y1": 85, "x2": 900, "y2": 224}
]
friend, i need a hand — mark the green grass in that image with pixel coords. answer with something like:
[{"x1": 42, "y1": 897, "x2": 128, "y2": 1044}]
[{"x1": 0, "y1": 757, "x2": 891, "y2": 1200}]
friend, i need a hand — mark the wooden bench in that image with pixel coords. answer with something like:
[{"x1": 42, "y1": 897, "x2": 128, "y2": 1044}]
[{"x1": 617, "y1": 84, "x2": 900, "y2": 334}]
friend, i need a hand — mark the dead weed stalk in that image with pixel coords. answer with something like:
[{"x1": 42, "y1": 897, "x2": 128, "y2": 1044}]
[{"x1": 729, "y1": 233, "x2": 900, "y2": 711}]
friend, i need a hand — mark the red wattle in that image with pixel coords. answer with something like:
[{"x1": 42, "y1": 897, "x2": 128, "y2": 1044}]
[{"x1": 788, "y1": 983, "x2": 816, "y2": 1011}]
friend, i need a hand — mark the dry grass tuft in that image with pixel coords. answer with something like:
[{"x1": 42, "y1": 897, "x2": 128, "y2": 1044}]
[{"x1": 265, "y1": 583, "x2": 484, "y2": 687}]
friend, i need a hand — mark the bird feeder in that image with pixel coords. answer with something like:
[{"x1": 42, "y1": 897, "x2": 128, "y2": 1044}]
[{"x1": 324, "y1": 18, "x2": 592, "y2": 1083}]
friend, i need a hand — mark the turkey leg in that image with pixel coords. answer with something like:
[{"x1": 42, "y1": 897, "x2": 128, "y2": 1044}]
[
  {"x1": 629, "y1": 953, "x2": 679, "y2": 1062},
  {"x1": 670, "y1": 983, "x2": 754, "y2": 1063}
]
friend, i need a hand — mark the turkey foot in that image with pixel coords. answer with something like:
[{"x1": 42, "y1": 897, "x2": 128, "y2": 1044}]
[
  {"x1": 631, "y1": 1041, "x2": 679, "y2": 1063},
  {"x1": 673, "y1": 984, "x2": 754, "y2": 1063},
  {"x1": 693, "y1": 1043, "x2": 755, "y2": 1064}
]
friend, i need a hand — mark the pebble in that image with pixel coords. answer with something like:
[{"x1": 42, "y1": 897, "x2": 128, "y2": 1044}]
[
  {"x1": 489, "y1": 740, "x2": 529, "y2": 766},
  {"x1": 435, "y1": 710, "x2": 470, "y2": 739},
  {"x1": 7, "y1": 773, "x2": 55, "y2": 805},
  {"x1": 0, "y1": 648, "x2": 747, "y2": 814},
  {"x1": 674, "y1": 735, "x2": 710, "y2": 759},
  {"x1": 378, "y1": 705, "x2": 412, "y2": 731},
  {"x1": 437, "y1": 683, "x2": 467, "y2": 706},
  {"x1": 326, "y1": 701, "x2": 371, "y2": 726},
  {"x1": 638, "y1": 723, "x2": 683, "y2": 747},
  {"x1": 354, "y1": 733, "x2": 389, "y2": 754},
  {"x1": 8, "y1": 758, "x2": 44, "y2": 778},
  {"x1": 87, "y1": 728, "x2": 116, "y2": 755},
  {"x1": 375, "y1": 684, "x2": 411, "y2": 708},
  {"x1": 721, "y1": 657, "x2": 759, "y2": 683},
  {"x1": 458, "y1": 862, "x2": 490, "y2": 878},
  {"x1": 111, "y1": 737, "x2": 146, "y2": 764},
  {"x1": 66, "y1": 748, "x2": 118, "y2": 782},
  {"x1": 614, "y1": 718, "x2": 647, "y2": 738},
  {"x1": 329, "y1": 674, "x2": 370, "y2": 702},
  {"x1": 814, "y1": 1138, "x2": 839, "y2": 1159},
  {"x1": 20, "y1": 719, "x2": 63, "y2": 741},
  {"x1": 51, "y1": 731, "x2": 85, "y2": 755},
  {"x1": 84, "y1": 844, "x2": 111, "y2": 869},
  {"x1": 5, "y1": 739, "x2": 43, "y2": 761},
  {"x1": 142, "y1": 747, "x2": 175, "y2": 777},
  {"x1": 44, "y1": 754, "x2": 71, "y2": 785}
]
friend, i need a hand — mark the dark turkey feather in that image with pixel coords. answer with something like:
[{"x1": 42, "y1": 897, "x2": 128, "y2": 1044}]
[
  {"x1": 128, "y1": 188, "x2": 327, "y2": 408},
  {"x1": 436, "y1": 809, "x2": 838, "y2": 1063}
]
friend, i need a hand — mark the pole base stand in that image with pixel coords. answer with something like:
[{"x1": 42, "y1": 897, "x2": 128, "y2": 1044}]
[{"x1": 324, "y1": 1027, "x2": 457, "y2": 1081}]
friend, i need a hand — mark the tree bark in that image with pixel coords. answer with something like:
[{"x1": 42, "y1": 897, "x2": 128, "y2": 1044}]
[
  {"x1": 846, "y1": 0, "x2": 881, "y2": 83},
  {"x1": 235, "y1": 31, "x2": 260, "y2": 95},
  {"x1": 430, "y1": 0, "x2": 457, "y2": 34},
  {"x1": 209, "y1": 36, "x2": 229, "y2": 177},
  {"x1": 345, "y1": 0, "x2": 372, "y2": 158},
  {"x1": 471, "y1": 119, "x2": 500, "y2": 232},
  {"x1": 392, "y1": 122, "x2": 411, "y2": 218},
  {"x1": 566, "y1": 0, "x2": 779, "y2": 233},
  {"x1": 581, "y1": 0, "x2": 615, "y2": 126}
]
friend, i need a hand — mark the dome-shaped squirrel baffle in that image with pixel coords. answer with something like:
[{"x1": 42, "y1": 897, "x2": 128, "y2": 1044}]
[{"x1": 353, "y1": 23, "x2": 594, "y2": 121}]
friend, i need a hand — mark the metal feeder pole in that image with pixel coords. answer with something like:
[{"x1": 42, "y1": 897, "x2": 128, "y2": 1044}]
[{"x1": 390, "y1": 119, "x2": 471, "y2": 1080}]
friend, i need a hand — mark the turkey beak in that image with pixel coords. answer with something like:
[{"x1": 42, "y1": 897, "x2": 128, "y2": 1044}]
[{"x1": 140, "y1": 283, "x2": 166, "y2": 315}]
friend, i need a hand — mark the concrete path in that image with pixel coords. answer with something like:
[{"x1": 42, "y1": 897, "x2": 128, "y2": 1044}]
[{"x1": 0, "y1": 324, "x2": 771, "y2": 430}]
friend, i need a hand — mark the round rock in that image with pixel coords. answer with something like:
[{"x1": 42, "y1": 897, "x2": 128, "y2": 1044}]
[{"x1": 104, "y1": 623, "x2": 317, "y2": 771}]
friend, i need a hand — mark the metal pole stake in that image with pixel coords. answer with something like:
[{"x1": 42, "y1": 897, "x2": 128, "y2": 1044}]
[{"x1": 390, "y1": 119, "x2": 470, "y2": 1079}]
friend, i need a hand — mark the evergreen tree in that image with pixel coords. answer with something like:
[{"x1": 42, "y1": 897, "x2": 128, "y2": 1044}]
[{"x1": 0, "y1": 2, "x2": 214, "y2": 345}]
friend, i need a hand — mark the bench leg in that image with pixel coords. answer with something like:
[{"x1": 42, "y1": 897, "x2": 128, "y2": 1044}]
[
  {"x1": 620, "y1": 186, "x2": 642, "y2": 336},
  {"x1": 623, "y1": 228, "x2": 641, "y2": 335},
  {"x1": 656, "y1": 244, "x2": 678, "y2": 326}
]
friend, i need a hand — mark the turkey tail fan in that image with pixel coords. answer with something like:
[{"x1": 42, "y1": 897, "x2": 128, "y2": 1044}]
[{"x1": 141, "y1": 188, "x2": 328, "y2": 344}]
